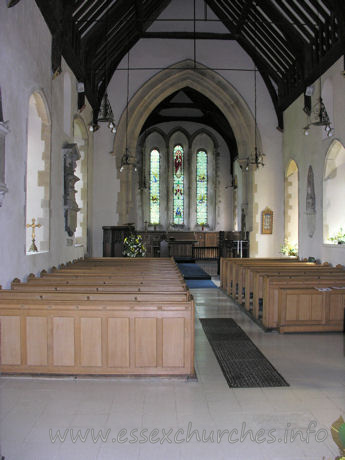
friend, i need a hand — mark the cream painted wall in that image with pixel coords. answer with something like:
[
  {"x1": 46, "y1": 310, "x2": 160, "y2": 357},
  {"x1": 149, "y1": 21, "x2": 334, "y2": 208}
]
[
  {"x1": 0, "y1": 0, "x2": 93, "y2": 288},
  {"x1": 283, "y1": 57, "x2": 345, "y2": 266},
  {"x1": 91, "y1": 128, "x2": 120, "y2": 258}
]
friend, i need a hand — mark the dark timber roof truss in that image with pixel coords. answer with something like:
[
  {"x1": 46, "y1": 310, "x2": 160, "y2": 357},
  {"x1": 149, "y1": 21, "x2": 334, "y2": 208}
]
[{"x1": 32, "y1": 0, "x2": 345, "y2": 129}]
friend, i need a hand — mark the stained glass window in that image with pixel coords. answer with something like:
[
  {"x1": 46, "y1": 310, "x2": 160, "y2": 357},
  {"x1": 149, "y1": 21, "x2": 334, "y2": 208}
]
[
  {"x1": 196, "y1": 150, "x2": 208, "y2": 225},
  {"x1": 173, "y1": 145, "x2": 184, "y2": 225},
  {"x1": 150, "y1": 149, "x2": 160, "y2": 224}
]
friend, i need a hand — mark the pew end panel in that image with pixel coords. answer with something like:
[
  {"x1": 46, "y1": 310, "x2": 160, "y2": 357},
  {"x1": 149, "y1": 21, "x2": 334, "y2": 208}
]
[
  {"x1": 0, "y1": 300, "x2": 195, "y2": 376},
  {"x1": 278, "y1": 288, "x2": 345, "y2": 333}
]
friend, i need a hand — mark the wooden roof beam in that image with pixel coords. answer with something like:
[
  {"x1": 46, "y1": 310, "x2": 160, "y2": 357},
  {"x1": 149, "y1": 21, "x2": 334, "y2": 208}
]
[
  {"x1": 142, "y1": 31, "x2": 235, "y2": 40},
  {"x1": 206, "y1": 0, "x2": 283, "y2": 83},
  {"x1": 234, "y1": 0, "x2": 253, "y2": 35},
  {"x1": 274, "y1": 0, "x2": 314, "y2": 42},
  {"x1": 78, "y1": 2, "x2": 109, "y2": 35},
  {"x1": 82, "y1": 0, "x2": 134, "y2": 46},
  {"x1": 134, "y1": 0, "x2": 144, "y2": 34},
  {"x1": 73, "y1": 0, "x2": 96, "y2": 22}
]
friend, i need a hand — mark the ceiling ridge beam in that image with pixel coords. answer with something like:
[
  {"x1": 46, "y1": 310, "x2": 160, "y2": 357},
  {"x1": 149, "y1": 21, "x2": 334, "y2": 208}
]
[{"x1": 142, "y1": 32, "x2": 235, "y2": 40}]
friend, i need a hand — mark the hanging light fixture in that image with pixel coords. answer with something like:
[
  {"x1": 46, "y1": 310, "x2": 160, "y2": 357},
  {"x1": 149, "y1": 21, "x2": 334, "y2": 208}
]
[
  {"x1": 120, "y1": 48, "x2": 137, "y2": 173},
  {"x1": 243, "y1": 5, "x2": 264, "y2": 171},
  {"x1": 94, "y1": 92, "x2": 117, "y2": 133},
  {"x1": 244, "y1": 66, "x2": 265, "y2": 170},
  {"x1": 303, "y1": 7, "x2": 333, "y2": 138},
  {"x1": 89, "y1": 6, "x2": 116, "y2": 134},
  {"x1": 303, "y1": 81, "x2": 333, "y2": 138}
]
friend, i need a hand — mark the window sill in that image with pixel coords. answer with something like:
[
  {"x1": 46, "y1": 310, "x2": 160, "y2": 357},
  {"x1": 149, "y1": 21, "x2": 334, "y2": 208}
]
[
  {"x1": 26, "y1": 250, "x2": 49, "y2": 256},
  {"x1": 322, "y1": 243, "x2": 345, "y2": 248}
]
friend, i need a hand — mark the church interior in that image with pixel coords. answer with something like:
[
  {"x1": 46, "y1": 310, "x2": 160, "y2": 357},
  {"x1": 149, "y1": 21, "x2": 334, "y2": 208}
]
[{"x1": 0, "y1": 0, "x2": 345, "y2": 459}]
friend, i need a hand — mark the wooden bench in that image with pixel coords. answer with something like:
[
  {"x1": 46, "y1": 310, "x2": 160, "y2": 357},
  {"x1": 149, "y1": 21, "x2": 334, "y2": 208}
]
[
  {"x1": 220, "y1": 257, "x2": 299, "y2": 290},
  {"x1": 277, "y1": 286, "x2": 345, "y2": 333},
  {"x1": 245, "y1": 265, "x2": 345, "y2": 309},
  {"x1": 0, "y1": 258, "x2": 195, "y2": 376},
  {"x1": 260, "y1": 275, "x2": 345, "y2": 330},
  {"x1": 220, "y1": 257, "x2": 345, "y2": 333},
  {"x1": 227, "y1": 260, "x2": 311, "y2": 298}
]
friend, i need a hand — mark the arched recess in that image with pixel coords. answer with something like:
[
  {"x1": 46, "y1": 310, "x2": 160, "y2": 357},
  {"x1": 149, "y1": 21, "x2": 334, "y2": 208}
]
[
  {"x1": 73, "y1": 116, "x2": 88, "y2": 247},
  {"x1": 26, "y1": 90, "x2": 51, "y2": 253},
  {"x1": 323, "y1": 140, "x2": 345, "y2": 243},
  {"x1": 113, "y1": 59, "x2": 258, "y2": 225},
  {"x1": 284, "y1": 159, "x2": 299, "y2": 249}
]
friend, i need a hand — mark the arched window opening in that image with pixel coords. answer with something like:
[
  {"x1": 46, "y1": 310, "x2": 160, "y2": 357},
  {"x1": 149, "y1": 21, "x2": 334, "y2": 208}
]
[
  {"x1": 173, "y1": 144, "x2": 184, "y2": 225},
  {"x1": 150, "y1": 148, "x2": 160, "y2": 225},
  {"x1": 26, "y1": 92, "x2": 51, "y2": 254},
  {"x1": 196, "y1": 150, "x2": 208, "y2": 225},
  {"x1": 323, "y1": 140, "x2": 345, "y2": 243},
  {"x1": 73, "y1": 117, "x2": 88, "y2": 246},
  {"x1": 284, "y1": 160, "x2": 299, "y2": 249}
]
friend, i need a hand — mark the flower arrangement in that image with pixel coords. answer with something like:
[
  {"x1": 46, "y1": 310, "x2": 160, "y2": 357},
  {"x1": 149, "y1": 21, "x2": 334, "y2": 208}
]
[
  {"x1": 123, "y1": 233, "x2": 146, "y2": 257},
  {"x1": 280, "y1": 239, "x2": 298, "y2": 257},
  {"x1": 328, "y1": 228, "x2": 345, "y2": 244}
]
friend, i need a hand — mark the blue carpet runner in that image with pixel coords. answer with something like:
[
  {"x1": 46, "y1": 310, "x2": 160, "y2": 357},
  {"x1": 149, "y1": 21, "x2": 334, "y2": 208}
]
[
  {"x1": 185, "y1": 279, "x2": 217, "y2": 289},
  {"x1": 177, "y1": 263, "x2": 211, "y2": 280}
]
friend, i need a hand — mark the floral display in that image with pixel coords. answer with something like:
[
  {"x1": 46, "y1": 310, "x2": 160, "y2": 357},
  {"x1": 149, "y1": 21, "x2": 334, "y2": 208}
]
[{"x1": 123, "y1": 233, "x2": 146, "y2": 257}]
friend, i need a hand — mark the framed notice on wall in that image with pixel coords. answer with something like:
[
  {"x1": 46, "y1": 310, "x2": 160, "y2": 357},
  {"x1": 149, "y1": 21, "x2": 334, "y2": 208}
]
[{"x1": 261, "y1": 207, "x2": 273, "y2": 234}]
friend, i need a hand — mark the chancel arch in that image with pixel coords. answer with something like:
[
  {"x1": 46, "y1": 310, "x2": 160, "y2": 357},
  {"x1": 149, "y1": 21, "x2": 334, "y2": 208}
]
[
  {"x1": 113, "y1": 59, "x2": 258, "y2": 228},
  {"x1": 323, "y1": 139, "x2": 345, "y2": 243},
  {"x1": 25, "y1": 90, "x2": 51, "y2": 254},
  {"x1": 73, "y1": 116, "x2": 88, "y2": 247},
  {"x1": 284, "y1": 159, "x2": 299, "y2": 249}
]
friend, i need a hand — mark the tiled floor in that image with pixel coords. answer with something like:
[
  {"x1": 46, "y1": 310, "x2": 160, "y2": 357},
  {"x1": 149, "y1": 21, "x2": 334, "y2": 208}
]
[{"x1": 1, "y1": 285, "x2": 344, "y2": 459}]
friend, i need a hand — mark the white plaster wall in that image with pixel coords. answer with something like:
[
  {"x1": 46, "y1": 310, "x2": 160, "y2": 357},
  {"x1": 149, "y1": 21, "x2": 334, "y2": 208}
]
[
  {"x1": 0, "y1": 1, "x2": 93, "y2": 288},
  {"x1": 91, "y1": 128, "x2": 120, "y2": 257},
  {"x1": 283, "y1": 57, "x2": 345, "y2": 266}
]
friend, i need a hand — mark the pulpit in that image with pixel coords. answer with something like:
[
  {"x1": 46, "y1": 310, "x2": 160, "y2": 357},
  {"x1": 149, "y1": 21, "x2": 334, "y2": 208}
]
[{"x1": 103, "y1": 225, "x2": 135, "y2": 257}]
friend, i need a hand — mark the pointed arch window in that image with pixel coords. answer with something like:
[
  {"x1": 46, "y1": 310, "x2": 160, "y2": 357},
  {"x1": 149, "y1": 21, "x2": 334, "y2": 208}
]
[
  {"x1": 150, "y1": 148, "x2": 160, "y2": 224},
  {"x1": 196, "y1": 149, "x2": 208, "y2": 225},
  {"x1": 173, "y1": 145, "x2": 184, "y2": 224},
  {"x1": 26, "y1": 92, "x2": 51, "y2": 253}
]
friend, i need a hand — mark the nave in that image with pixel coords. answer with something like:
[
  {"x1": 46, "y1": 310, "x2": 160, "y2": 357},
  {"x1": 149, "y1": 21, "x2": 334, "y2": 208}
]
[{"x1": 1, "y1": 286, "x2": 343, "y2": 460}]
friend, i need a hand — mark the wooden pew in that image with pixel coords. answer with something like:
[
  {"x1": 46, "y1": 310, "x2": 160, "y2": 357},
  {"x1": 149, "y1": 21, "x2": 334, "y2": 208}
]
[
  {"x1": 245, "y1": 265, "x2": 345, "y2": 310},
  {"x1": 260, "y1": 275, "x2": 345, "y2": 330},
  {"x1": 220, "y1": 257, "x2": 300, "y2": 296},
  {"x1": 228, "y1": 260, "x2": 309, "y2": 299},
  {"x1": 277, "y1": 286, "x2": 345, "y2": 333},
  {"x1": 0, "y1": 258, "x2": 195, "y2": 376},
  {"x1": 0, "y1": 298, "x2": 194, "y2": 375}
]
